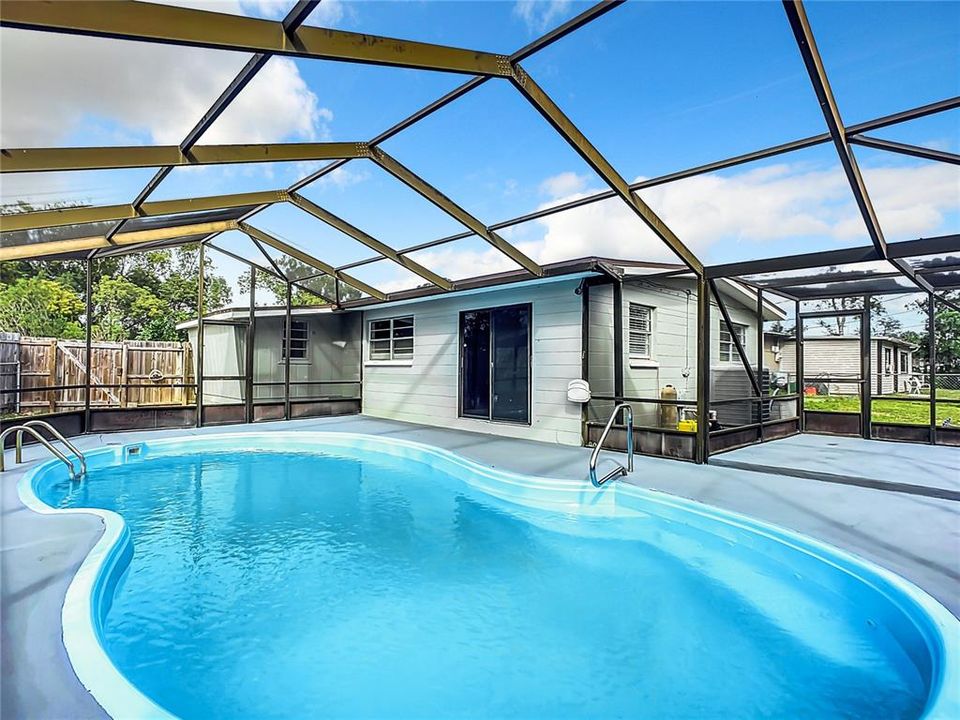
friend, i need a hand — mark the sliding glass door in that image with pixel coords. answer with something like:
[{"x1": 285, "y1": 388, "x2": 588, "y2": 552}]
[{"x1": 459, "y1": 304, "x2": 530, "y2": 424}]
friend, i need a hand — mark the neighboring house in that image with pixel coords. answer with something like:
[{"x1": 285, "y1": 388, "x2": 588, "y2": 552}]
[
  {"x1": 182, "y1": 260, "x2": 785, "y2": 446},
  {"x1": 779, "y1": 336, "x2": 917, "y2": 395}
]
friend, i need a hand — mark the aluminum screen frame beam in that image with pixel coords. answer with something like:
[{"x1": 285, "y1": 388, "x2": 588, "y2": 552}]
[
  {"x1": 849, "y1": 135, "x2": 960, "y2": 166},
  {"x1": 0, "y1": 0, "x2": 515, "y2": 76},
  {"x1": 239, "y1": 222, "x2": 387, "y2": 300},
  {"x1": 508, "y1": 63, "x2": 702, "y2": 274},
  {"x1": 1, "y1": 190, "x2": 289, "y2": 232},
  {"x1": 0, "y1": 143, "x2": 368, "y2": 173},
  {"x1": 783, "y1": 0, "x2": 891, "y2": 264},
  {"x1": 368, "y1": 149, "x2": 544, "y2": 277},
  {"x1": 0, "y1": 219, "x2": 238, "y2": 260},
  {"x1": 288, "y1": 192, "x2": 454, "y2": 291},
  {"x1": 704, "y1": 233, "x2": 960, "y2": 279}
]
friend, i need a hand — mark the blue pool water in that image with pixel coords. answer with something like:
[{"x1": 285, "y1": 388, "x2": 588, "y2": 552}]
[{"x1": 34, "y1": 437, "x2": 948, "y2": 719}]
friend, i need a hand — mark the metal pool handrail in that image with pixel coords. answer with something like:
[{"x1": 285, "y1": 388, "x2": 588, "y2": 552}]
[
  {"x1": 0, "y1": 425, "x2": 79, "y2": 481},
  {"x1": 19, "y1": 419, "x2": 88, "y2": 477},
  {"x1": 589, "y1": 403, "x2": 634, "y2": 488}
]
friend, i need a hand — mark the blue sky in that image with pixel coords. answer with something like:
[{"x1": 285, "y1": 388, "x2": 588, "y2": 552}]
[{"x1": 2, "y1": 0, "x2": 958, "y2": 299}]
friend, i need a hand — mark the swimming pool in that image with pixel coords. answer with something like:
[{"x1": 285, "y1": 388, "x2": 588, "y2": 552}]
[{"x1": 21, "y1": 432, "x2": 959, "y2": 719}]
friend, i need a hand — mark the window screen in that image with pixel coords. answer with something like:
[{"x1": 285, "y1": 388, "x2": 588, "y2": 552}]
[
  {"x1": 369, "y1": 316, "x2": 414, "y2": 361},
  {"x1": 629, "y1": 303, "x2": 653, "y2": 358}
]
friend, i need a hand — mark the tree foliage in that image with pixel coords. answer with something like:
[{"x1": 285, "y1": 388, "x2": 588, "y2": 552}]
[
  {"x1": 0, "y1": 277, "x2": 85, "y2": 338},
  {"x1": 239, "y1": 256, "x2": 361, "y2": 306},
  {"x1": 0, "y1": 242, "x2": 231, "y2": 341}
]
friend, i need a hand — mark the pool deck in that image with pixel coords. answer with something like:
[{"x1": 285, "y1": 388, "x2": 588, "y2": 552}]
[{"x1": 3, "y1": 416, "x2": 959, "y2": 718}]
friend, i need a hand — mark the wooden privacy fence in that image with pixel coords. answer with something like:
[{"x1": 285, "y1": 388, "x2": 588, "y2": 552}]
[{"x1": 1, "y1": 333, "x2": 195, "y2": 416}]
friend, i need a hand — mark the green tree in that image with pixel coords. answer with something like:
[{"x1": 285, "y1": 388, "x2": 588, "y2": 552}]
[
  {"x1": 0, "y1": 278, "x2": 84, "y2": 338},
  {"x1": 92, "y1": 277, "x2": 167, "y2": 341}
]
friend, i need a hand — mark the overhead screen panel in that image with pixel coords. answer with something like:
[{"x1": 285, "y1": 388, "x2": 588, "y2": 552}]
[
  {"x1": 378, "y1": 80, "x2": 620, "y2": 226},
  {"x1": 1, "y1": 167, "x2": 162, "y2": 212},
  {"x1": 804, "y1": 1, "x2": 960, "y2": 125},
  {"x1": 196, "y1": 55, "x2": 468, "y2": 145},
  {"x1": 852, "y1": 147, "x2": 959, "y2": 243},
  {"x1": 0, "y1": 28, "x2": 254, "y2": 148},
  {"x1": 635, "y1": 144, "x2": 874, "y2": 266},
  {"x1": 520, "y1": 1, "x2": 825, "y2": 181},
  {"x1": 404, "y1": 235, "x2": 524, "y2": 282}
]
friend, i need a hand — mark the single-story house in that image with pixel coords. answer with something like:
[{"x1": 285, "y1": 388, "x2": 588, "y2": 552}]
[
  {"x1": 777, "y1": 335, "x2": 917, "y2": 396},
  {"x1": 180, "y1": 259, "x2": 786, "y2": 449}
]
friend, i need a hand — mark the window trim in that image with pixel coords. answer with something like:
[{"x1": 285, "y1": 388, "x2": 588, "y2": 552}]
[
  {"x1": 718, "y1": 322, "x2": 747, "y2": 363},
  {"x1": 366, "y1": 315, "x2": 415, "y2": 365},
  {"x1": 628, "y1": 302, "x2": 654, "y2": 360}
]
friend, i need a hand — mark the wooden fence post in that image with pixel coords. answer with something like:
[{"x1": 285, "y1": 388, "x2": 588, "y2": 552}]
[
  {"x1": 48, "y1": 339, "x2": 58, "y2": 412},
  {"x1": 119, "y1": 342, "x2": 129, "y2": 408}
]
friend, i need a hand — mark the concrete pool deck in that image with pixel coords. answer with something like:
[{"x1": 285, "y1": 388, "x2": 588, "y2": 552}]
[{"x1": 2, "y1": 416, "x2": 959, "y2": 718}]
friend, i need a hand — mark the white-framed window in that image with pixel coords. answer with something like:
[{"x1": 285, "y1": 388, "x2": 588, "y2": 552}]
[
  {"x1": 368, "y1": 316, "x2": 414, "y2": 361},
  {"x1": 899, "y1": 351, "x2": 909, "y2": 373},
  {"x1": 883, "y1": 346, "x2": 893, "y2": 374},
  {"x1": 282, "y1": 319, "x2": 308, "y2": 360},
  {"x1": 719, "y1": 323, "x2": 747, "y2": 362},
  {"x1": 628, "y1": 303, "x2": 653, "y2": 359}
]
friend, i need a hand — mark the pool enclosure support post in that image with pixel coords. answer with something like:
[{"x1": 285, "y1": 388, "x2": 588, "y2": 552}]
[
  {"x1": 613, "y1": 280, "x2": 624, "y2": 402},
  {"x1": 284, "y1": 282, "x2": 292, "y2": 420},
  {"x1": 245, "y1": 267, "x2": 255, "y2": 424},
  {"x1": 796, "y1": 300, "x2": 805, "y2": 432},
  {"x1": 83, "y1": 257, "x2": 93, "y2": 431},
  {"x1": 861, "y1": 295, "x2": 872, "y2": 440},
  {"x1": 579, "y1": 278, "x2": 591, "y2": 447},
  {"x1": 757, "y1": 287, "x2": 765, "y2": 441},
  {"x1": 196, "y1": 244, "x2": 205, "y2": 428},
  {"x1": 696, "y1": 275, "x2": 711, "y2": 464},
  {"x1": 929, "y1": 293, "x2": 937, "y2": 444}
]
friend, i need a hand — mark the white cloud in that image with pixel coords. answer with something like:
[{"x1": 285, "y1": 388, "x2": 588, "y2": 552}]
[
  {"x1": 525, "y1": 161, "x2": 959, "y2": 265},
  {"x1": 0, "y1": 23, "x2": 329, "y2": 147},
  {"x1": 368, "y1": 160, "x2": 958, "y2": 290},
  {"x1": 513, "y1": 0, "x2": 572, "y2": 33},
  {"x1": 538, "y1": 171, "x2": 589, "y2": 199}
]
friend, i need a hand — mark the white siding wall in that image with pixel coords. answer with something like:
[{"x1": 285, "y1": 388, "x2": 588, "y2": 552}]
[{"x1": 361, "y1": 279, "x2": 585, "y2": 446}]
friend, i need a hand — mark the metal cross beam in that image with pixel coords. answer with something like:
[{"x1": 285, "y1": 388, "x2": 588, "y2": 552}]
[
  {"x1": 0, "y1": 190, "x2": 288, "y2": 232},
  {"x1": 0, "y1": 143, "x2": 367, "y2": 173},
  {"x1": 0, "y1": 1, "x2": 514, "y2": 76},
  {"x1": 288, "y1": 193, "x2": 454, "y2": 291},
  {"x1": 508, "y1": 63, "x2": 703, "y2": 274},
  {"x1": 782, "y1": 0, "x2": 887, "y2": 258},
  {"x1": 239, "y1": 223, "x2": 387, "y2": 300},
  {"x1": 0, "y1": 219, "x2": 238, "y2": 260},
  {"x1": 368, "y1": 149, "x2": 544, "y2": 277},
  {"x1": 848, "y1": 134, "x2": 960, "y2": 166}
]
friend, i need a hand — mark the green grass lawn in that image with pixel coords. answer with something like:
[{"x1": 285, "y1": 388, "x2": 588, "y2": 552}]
[{"x1": 804, "y1": 391, "x2": 960, "y2": 425}]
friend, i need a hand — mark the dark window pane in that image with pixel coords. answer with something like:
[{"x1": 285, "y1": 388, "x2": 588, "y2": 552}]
[
  {"x1": 460, "y1": 310, "x2": 490, "y2": 418},
  {"x1": 491, "y1": 306, "x2": 530, "y2": 423}
]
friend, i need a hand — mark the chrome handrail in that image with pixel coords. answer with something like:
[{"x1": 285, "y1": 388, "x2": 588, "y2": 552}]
[
  {"x1": 589, "y1": 402, "x2": 633, "y2": 488},
  {"x1": 18, "y1": 420, "x2": 87, "y2": 476},
  {"x1": 0, "y1": 425, "x2": 78, "y2": 481}
]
